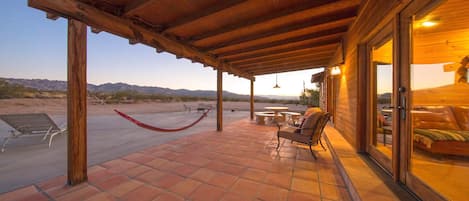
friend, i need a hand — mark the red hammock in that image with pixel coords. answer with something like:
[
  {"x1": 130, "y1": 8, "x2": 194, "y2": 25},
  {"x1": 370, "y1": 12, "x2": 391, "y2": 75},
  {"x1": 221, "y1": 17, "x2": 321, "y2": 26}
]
[{"x1": 114, "y1": 109, "x2": 210, "y2": 132}]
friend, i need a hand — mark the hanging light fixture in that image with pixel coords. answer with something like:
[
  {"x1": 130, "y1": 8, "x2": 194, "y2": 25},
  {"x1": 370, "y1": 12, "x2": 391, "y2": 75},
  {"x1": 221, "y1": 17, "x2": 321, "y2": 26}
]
[{"x1": 273, "y1": 74, "x2": 280, "y2": 88}]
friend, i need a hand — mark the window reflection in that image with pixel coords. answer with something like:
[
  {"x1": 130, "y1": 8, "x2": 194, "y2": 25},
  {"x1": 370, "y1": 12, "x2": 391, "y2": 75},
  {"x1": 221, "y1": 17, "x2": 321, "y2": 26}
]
[{"x1": 410, "y1": 0, "x2": 469, "y2": 200}]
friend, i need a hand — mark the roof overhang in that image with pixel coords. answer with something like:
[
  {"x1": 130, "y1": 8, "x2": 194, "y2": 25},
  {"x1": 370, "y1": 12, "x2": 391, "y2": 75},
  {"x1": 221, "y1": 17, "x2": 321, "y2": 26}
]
[{"x1": 28, "y1": 0, "x2": 362, "y2": 80}]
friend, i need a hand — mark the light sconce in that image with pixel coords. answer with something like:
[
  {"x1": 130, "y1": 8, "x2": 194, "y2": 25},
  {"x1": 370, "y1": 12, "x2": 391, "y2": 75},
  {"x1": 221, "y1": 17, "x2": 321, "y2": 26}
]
[
  {"x1": 330, "y1": 66, "x2": 341, "y2": 76},
  {"x1": 421, "y1": 20, "x2": 438, "y2": 27}
]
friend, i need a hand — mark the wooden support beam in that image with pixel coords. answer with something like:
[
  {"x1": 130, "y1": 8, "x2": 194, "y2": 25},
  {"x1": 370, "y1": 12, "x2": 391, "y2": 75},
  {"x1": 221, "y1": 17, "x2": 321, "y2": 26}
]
[
  {"x1": 251, "y1": 64, "x2": 326, "y2": 75},
  {"x1": 90, "y1": 27, "x2": 102, "y2": 34},
  {"x1": 163, "y1": 0, "x2": 247, "y2": 33},
  {"x1": 239, "y1": 55, "x2": 333, "y2": 70},
  {"x1": 250, "y1": 80, "x2": 254, "y2": 120},
  {"x1": 218, "y1": 33, "x2": 343, "y2": 59},
  {"x1": 234, "y1": 50, "x2": 335, "y2": 68},
  {"x1": 229, "y1": 43, "x2": 338, "y2": 64},
  {"x1": 204, "y1": 15, "x2": 356, "y2": 52},
  {"x1": 223, "y1": 39, "x2": 339, "y2": 61},
  {"x1": 46, "y1": 12, "x2": 59, "y2": 20},
  {"x1": 190, "y1": 0, "x2": 355, "y2": 42},
  {"x1": 217, "y1": 69, "x2": 223, "y2": 131},
  {"x1": 28, "y1": 0, "x2": 254, "y2": 80},
  {"x1": 67, "y1": 19, "x2": 87, "y2": 186},
  {"x1": 122, "y1": 0, "x2": 155, "y2": 17},
  {"x1": 243, "y1": 59, "x2": 330, "y2": 72}
]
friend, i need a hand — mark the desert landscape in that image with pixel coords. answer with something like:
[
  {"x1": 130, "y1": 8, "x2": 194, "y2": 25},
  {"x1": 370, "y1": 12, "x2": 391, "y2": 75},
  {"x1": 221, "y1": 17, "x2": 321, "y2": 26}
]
[{"x1": 0, "y1": 98, "x2": 307, "y2": 115}]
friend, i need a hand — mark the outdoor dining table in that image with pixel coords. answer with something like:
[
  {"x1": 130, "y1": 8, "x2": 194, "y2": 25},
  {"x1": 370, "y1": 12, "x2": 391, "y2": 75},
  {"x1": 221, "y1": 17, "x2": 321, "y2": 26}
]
[{"x1": 264, "y1": 106, "x2": 289, "y2": 116}]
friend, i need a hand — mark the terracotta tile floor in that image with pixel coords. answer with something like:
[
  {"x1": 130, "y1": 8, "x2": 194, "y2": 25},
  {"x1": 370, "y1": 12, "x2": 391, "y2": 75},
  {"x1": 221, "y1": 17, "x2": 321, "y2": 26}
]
[{"x1": 0, "y1": 119, "x2": 351, "y2": 201}]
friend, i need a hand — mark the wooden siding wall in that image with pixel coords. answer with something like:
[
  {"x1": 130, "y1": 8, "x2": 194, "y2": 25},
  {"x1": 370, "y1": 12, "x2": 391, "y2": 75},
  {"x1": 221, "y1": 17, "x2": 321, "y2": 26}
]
[{"x1": 328, "y1": 0, "x2": 401, "y2": 148}]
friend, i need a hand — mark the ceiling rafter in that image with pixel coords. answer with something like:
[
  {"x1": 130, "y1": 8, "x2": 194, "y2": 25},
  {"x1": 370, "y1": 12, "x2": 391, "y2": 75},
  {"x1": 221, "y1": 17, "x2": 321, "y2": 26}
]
[
  {"x1": 28, "y1": 0, "x2": 254, "y2": 80},
  {"x1": 189, "y1": 0, "x2": 359, "y2": 42},
  {"x1": 221, "y1": 38, "x2": 341, "y2": 60},
  {"x1": 242, "y1": 58, "x2": 331, "y2": 71},
  {"x1": 162, "y1": 0, "x2": 247, "y2": 33},
  {"x1": 215, "y1": 28, "x2": 347, "y2": 57},
  {"x1": 250, "y1": 63, "x2": 327, "y2": 75},
  {"x1": 235, "y1": 51, "x2": 335, "y2": 68},
  {"x1": 203, "y1": 13, "x2": 356, "y2": 52},
  {"x1": 122, "y1": 0, "x2": 155, "y2": 17},
  {"x1": 228, "y1": 43, "x2": 338, "y2": 64}
]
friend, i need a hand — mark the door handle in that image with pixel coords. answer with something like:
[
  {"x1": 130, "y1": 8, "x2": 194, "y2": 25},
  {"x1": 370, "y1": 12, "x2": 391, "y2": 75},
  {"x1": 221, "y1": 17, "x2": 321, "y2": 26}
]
[{"x1": 398, "y1": 87, "x2": 406, "y2": 120}]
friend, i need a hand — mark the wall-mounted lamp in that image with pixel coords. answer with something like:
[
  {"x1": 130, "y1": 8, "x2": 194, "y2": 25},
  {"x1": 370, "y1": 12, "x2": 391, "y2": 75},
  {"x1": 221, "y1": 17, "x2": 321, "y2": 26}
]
[
  {"x1": 330, "y1": 66, "x2": 341, "y2": 76},
  {"x1": 421, "y1": 20, "x2": 438, "y2": 27}
]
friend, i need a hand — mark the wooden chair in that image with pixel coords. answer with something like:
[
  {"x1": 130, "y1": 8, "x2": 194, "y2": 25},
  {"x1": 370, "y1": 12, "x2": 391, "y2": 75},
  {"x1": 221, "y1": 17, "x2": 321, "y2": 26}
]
[
  {"x1": 276, "y1": 112, "x2": 330, "y2": 160},
  {"x1": 0, "y1": 113, "x2": 67, "y2": 152}
]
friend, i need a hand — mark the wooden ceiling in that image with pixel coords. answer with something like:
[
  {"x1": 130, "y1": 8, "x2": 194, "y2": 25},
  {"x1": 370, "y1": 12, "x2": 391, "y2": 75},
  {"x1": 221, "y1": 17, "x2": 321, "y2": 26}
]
[{"x1": 29, "y1": 0, "x2": 362, "y2": 80}]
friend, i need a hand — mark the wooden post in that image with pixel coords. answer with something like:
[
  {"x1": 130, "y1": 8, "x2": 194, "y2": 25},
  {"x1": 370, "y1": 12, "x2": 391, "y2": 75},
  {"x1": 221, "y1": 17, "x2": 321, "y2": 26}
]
[
  {"x1": 217, "y1": 69, "x2": 223, "y2": 131},
  {"x1": 67, "y1": 19, "x2": 87, "y2": 185},
  {"x1": 250, "y1": 80, "x2": 254, "y2": 120}
]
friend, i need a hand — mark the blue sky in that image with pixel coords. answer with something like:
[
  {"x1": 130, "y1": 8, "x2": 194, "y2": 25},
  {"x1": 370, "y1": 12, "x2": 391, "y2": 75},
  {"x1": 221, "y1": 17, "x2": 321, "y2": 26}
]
[{"x1": 0, "y1": 1, "x2": 323, "y2": 96}]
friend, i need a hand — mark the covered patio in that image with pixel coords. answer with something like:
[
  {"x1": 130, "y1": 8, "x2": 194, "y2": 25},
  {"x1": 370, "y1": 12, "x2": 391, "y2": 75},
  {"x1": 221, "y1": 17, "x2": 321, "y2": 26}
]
[{"x1": 0, "y1": 119, "x2": 349, "y2": 201}]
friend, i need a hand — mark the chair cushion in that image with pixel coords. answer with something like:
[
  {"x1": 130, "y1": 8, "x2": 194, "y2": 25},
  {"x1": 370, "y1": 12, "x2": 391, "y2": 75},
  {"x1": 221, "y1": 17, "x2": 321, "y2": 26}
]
[
  {"x1": 413, "y1": 106, "x2": 461, "y2": 130},
  {"x1": 453, "y1": 106, "x2": 469, "y2": 130}
]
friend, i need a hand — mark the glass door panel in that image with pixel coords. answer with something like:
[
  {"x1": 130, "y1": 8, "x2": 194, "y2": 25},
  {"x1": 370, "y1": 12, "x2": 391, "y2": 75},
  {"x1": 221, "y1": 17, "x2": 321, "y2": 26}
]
[
  {"x1": 368, "y1": 28, "x2": 394, "y2": 172},
  {"x1": 408, "y1": 0, "x2": 469, "y2": 200}
]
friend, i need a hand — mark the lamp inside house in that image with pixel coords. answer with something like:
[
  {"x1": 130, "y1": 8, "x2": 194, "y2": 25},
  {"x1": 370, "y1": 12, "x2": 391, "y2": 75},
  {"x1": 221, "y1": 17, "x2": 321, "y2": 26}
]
[
  {"x1": 331, "y1": 66, "x2": 341, "y2": 75},
  {"x1": 273, "y1": 74, "x2": 280, "y2": 88}
]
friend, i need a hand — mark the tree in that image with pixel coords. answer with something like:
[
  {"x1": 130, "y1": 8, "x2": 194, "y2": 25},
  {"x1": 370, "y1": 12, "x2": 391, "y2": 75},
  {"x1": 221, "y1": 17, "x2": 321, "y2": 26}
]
[{"x1": 299, "y1": 88, "x2": 320, "y2": 107}]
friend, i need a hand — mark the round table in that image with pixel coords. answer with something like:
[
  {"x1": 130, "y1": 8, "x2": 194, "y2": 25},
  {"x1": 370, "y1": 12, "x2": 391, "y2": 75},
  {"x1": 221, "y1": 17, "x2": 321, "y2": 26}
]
[{"x1": 264, "y1": 107, "x2": 289, "y2": 122}]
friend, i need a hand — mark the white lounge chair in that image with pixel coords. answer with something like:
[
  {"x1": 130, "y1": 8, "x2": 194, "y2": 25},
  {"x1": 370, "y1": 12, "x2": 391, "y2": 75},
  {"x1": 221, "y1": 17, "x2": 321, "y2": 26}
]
[{"x1": 0, "y1": 113, "x2": 67, "y2": 152}]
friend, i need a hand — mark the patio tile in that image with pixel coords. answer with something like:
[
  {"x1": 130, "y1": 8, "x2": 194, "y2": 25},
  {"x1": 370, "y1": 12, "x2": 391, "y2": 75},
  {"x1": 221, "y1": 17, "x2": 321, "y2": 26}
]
[
  {"x1": 107, "y1": 180, "x2": 143, "y2": 197},
  {"x1": 206, "y1": 172, "x2": 238, "y2": 189},
  {"x1": 189, "y1": 168, "x2": 217, "y2": 183},
  {"x1": 101, "y1": 159, "x2": 139, "y2": 173},
  {"x1": 189, "y1": 184, "x2": 225, "y2": 201},
  {"x1": 84, "y1": 192, "x2": 115, "y2": 201},
  {"x1": 264, "y1": 172, "x2": 292, "y2": 189},
  {"x1": 145, "y1": 158, "x2": 170, "y2": 169},
  {"x1": 154, "y1": 192, "x2": 184, "y2": 201},
  {"x1": 135, "y1": 169, "x2": 166, "y2": 184},
  {"x1": 156, "y1": 160, "x2": 185, "y2": 172},
  {"x1": 88, "y1": 169, "x2": 116, "y2": 184},
  {"x1": 16, "y1": 192, "x2": 49, "y2": 201},
  {"x1": 123, "y1": 165, "x2": 152, "y2": 178},
  {"x1": 240, "y1": 168, "x2": 268, "y2": 182},
  {"x1": 294, "y1": 167, "x2": 319, "y2": 181},
  {"x1": 151, "y1": 173, "x2": 185, "y2": 189},
  {"x1": 288, "y1": 191, "x2": 322, "y2": 201},
  {"x1": 0, "y1": 185, "x2": 38, "y2": 201},
  {"x1": 44, "y1": 183, "x2": 88, "y2": 198},
  {"x1": 291, "y1": 177, "x2": 321, "y2": 196},
  {"x1": 55, "y1": 185, "x2": 100, "y2": 201},
  {"x1": 37, "y1": 175, "x2": 67, "y2": 191},
  {"x1": 320, "y1": 183, "x2": 351, "y2": 201},
  {"x1": 229, "y1": 179, "x2": 260, "y2": 198},
  {"x1": 122, "y1": 152, "x2": 155, "y2": 164},
  {"x1": 256, "y1": 183, "x2": 289, "y2": 201},
  {"x1": 220, "y1": 192, "x2": 251, "y2": 201},
  {"x1": 168, "y1": 178, "x2": 202, "y2": 197},
  {"x1": 318, "y1": 169, "x2": 345, "y2": 186},
  {"x1": 121, "y1": 184, "x2": 162, "y2": 201},
  {"x1": 169, "y1": 164, "x2": 200, "y2": 177},
  {"x1": 93, "y1": 175, "x2": 130, "y2": 191}
]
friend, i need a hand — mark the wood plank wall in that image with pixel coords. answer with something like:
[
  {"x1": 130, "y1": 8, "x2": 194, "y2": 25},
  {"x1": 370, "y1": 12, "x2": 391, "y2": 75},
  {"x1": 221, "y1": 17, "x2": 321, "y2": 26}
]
[{"x1": 328, "y1": 0, "x2": 400, "y2": 148}]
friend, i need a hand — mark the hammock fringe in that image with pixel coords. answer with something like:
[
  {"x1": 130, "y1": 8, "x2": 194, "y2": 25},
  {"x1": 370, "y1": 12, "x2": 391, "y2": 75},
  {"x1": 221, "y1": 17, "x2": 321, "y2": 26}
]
[{"x1": 114, "y1": 109, "x2": 210, "y2": 132}]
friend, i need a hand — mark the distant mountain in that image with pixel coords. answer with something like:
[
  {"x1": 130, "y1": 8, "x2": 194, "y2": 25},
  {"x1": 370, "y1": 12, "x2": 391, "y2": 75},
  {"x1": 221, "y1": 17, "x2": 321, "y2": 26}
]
[{"x1": 2, "y1": 78, "x2": 279, "y2": 100}]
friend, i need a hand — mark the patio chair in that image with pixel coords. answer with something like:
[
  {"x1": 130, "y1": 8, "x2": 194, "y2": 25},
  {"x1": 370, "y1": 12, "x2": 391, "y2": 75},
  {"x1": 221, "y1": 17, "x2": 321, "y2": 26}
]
[
  {"x1": 276, "y1": 111, "x2": 330, "y2": 160},
  {"x1": 0, "y1": 113, "x2": 67, "y2": 152}
]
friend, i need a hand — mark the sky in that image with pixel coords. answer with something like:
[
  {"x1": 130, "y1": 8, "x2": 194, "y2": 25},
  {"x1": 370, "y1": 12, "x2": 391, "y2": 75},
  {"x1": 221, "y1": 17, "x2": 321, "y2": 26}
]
[{"x1": 0, "y1": 1, "x2": 323, "y2": 97}]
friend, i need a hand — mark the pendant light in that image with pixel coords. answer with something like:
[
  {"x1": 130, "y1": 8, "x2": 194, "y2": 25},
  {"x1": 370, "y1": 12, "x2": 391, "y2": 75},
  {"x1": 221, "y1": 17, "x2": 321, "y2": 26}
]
[{"x1": 273, "y1": 74, "x2": 280, "y2": 88}]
